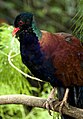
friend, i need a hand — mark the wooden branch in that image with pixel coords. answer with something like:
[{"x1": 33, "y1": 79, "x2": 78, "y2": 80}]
[{"x1": 0, "y1": 95, "x2": 83, "y2": 119}]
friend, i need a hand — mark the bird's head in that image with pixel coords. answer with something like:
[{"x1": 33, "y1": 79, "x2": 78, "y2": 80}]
[
  {"x1": 12, "y1": 12, "x2": 33, "y2": 36},
  {"x1": 12, "y1": 12, "x2": 42, "y2": 39}
]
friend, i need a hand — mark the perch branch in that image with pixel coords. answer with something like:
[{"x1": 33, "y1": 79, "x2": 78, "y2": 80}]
[{"x1": 0, "y1": 94, "x2": 83, "y2": 119}]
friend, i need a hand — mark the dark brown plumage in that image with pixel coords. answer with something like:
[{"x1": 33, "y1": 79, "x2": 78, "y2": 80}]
[{"x1": 40, "y1": 31, "x2": 83, "y2": 86}]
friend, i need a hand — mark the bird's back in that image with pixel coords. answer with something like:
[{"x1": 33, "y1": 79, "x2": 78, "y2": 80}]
[{"x1": 40, "y1": 31, "x2": 83, "y2": 87}]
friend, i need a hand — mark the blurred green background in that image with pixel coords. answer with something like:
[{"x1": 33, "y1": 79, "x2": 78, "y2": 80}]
[{"x1": 0, "y1": 0, "x2": 83, "y2": 119}]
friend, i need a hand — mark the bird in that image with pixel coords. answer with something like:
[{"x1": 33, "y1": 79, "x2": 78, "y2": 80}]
[{"x1": 13, "y1": 12, "x2": 83, "y2": 119}]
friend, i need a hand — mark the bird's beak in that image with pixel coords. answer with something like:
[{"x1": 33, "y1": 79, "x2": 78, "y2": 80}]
[{"x1": 12, "y1": 27, "x2": 20, "y2": 36}]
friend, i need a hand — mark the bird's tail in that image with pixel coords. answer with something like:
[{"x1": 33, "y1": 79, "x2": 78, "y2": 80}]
[
  {"x1": 75, "y1": 86, "x2": 83, "y2": 108},
  {"x1": 57, "y1": 86, "x2": 83, "y2": 119}
]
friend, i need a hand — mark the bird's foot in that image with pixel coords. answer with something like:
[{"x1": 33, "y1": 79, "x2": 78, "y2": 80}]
[
  {"x1": 55, "y1": 88, "x2": 70, "y2": 114},
  {"x1": 54, "y1": 98, "x2": 69, "y2": 114},
  {"x1": 43, "y1": 87, "x2": 56, "y2": 115},
  {"x1": 43, "y1": 88, "x2": 70, "y2": 115},
  {"x1": 43, "y1": 98, "x2": 56, "y2": 115}
]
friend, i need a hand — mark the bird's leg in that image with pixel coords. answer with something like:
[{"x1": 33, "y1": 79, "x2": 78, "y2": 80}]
[
  {"x1": 59, "y1": 88, "x2": 69, "y2": 112},
  {"x1": 43, "y1": 87, "x2": 56, "y2": 115},
  {"x1": 54, "y1": 88, "x2": 69, "y2": 113}
]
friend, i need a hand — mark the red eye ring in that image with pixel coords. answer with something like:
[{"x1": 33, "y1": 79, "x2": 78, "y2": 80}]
[{"x1": 18, "y1": 20, "x2": 24, "y2": 26}]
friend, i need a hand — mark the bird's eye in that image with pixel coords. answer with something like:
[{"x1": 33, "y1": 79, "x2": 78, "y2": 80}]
[{"x1": 18, "y1": 20, "x2": 24, "y2": 26}]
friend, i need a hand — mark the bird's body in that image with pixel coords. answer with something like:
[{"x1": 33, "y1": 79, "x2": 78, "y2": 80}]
[
  {"x1": 19, "y1": 29, "x2": 83, "y2": 87},
  {"x1": 13, "y1": 12, "x2": 83, "y2": 119}
]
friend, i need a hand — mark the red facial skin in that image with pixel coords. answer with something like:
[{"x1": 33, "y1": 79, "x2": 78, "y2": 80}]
[{"x1": 12, "y1": 27, "x2": 20, "y2": 36}]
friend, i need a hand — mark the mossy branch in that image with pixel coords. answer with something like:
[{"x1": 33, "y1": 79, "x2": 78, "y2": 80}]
[{"x1": 0, "y1": 94, "x2": 83, "y2": 119}]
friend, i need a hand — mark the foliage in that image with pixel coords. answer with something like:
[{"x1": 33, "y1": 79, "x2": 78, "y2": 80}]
[
  {"x1": 0, "y1": 23, "x2": 29, "y2": 119},
  {"x1": 72, "y1": 0, "x2": 83, "y2": 42},
  {"x1": 0, "y1": 0, "x2": 79, "y2": 33},
  {"x1": 0, "y1": 24, "x2": 31, "y2": 95}
]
